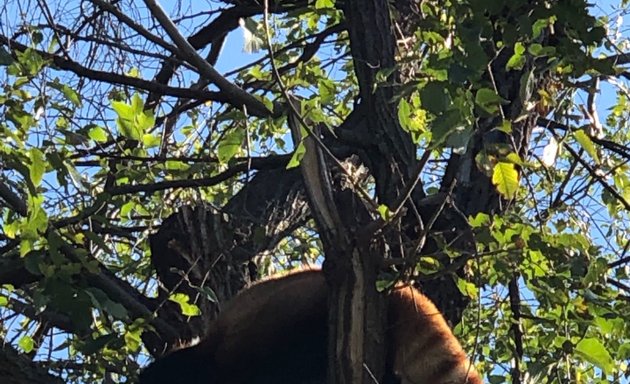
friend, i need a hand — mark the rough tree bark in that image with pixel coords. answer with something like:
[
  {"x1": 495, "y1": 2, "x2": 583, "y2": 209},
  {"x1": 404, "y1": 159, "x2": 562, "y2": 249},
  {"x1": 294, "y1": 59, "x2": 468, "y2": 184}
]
[
  {"x1": 0, "y1": 346, "x2": 64, "y2": 384},
  {"x1": 146, "y1": 168, "x2": 309, "y2": 354}
]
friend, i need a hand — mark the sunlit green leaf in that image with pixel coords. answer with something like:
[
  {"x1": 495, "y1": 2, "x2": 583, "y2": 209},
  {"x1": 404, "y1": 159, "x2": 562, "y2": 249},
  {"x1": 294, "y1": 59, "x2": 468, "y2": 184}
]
[
  {"x1": 456, "y1": 278, "x2": 478, "y2": 299},
  {"x1": 287, "y1": 141, "x2": 306, "y2": 169},
  {"x1": 169, "y1": 293, "x2": 201, "y2": 317},
  {"x1": 492, "y1": 162, "x2": 519, "y2": 199},
  {"x1": 574, "y1": 129, "x2": 600, "y2": 164},
  {"x1": 398, "y1": 98, "x2": 411, "y2": 130},
  {"x1": 124, "y1": 329, "x2": 143, "y2": 352},
  {"x1": 60, "y1": 84, "x2": 81, "y2": 107},
  {"x1": 88, "y1": 125, "x2": 109, "y2": 143},
  {"x1": 218, "y1": 129, "x2": 245, "y2": 163},
  {"x1": 18, "y1": 335, "x2": 35, "y2": 353},
  {"x1": 315, "y1": 0, "x2": 334, "y2": 8},
  {"x1": 377, "y1": 204, "x2": 392, "y2": 220},
  {"x1": 28, "y1": 148, "x2": 46, "y2": 187},
  {"x1": 575, "y1": 338, "x2": 614, "y2": 375}
]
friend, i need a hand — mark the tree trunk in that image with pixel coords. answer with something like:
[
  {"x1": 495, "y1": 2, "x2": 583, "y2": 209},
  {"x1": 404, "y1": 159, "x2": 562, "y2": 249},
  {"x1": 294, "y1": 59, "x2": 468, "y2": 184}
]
[{"x1": 0, "y1": 346, "x2": 64, "y2": 384}]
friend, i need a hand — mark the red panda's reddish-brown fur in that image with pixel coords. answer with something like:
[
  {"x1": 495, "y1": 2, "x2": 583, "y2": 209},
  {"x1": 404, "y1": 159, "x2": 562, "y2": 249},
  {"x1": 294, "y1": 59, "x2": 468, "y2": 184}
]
[
  {"x1": 139, "y1": 268, "x2": 481, "y2": 384},
  {"x1": 389, "y1": 284, "x2": 482, "y2": 384}
]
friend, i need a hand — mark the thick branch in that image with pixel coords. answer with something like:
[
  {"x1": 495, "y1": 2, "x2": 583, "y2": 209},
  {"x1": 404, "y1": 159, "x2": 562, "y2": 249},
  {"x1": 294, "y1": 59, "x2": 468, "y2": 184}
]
[
  {"x1": 343, "y1": 0, "x2": 417, "y2": 205},
  {"x1": 0, "y1": 345, "x2": 64, "y2": 384}
]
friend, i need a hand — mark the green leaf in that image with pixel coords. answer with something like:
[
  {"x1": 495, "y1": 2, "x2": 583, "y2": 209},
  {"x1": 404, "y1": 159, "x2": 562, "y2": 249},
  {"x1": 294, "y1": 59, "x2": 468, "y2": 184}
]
[
  {"x1": 65, "y1": 160, "x2": 88, "y2": 192},
  {"x1": 82, "y1": 334, "x2": 117, "y2": 355},
  {"x1": 445, "y1": 125, "x2": 472, "y2": 154},
  {"x1": 475, "y1": 88, "x2": 505, "y2": 114},
  {"x1": 28, "y1": 148, "x2": 46, "y2": 187},
  {"x1": 456, "y1": 278, "x2": 478, "y2": 299},
  {"x1": 47, "y1": 81, "x2": 81, "y2": 107},
  {"x1": 60, "y1": 84, "x2": 81, "y2": 107},
  {"x1": 3, "y1": 220, "x2": 18, "y2": 239},
  {"x1": 112, "y1": 101, "x2": 139, "y2": 140},
  {"x1": 136, "y1": 109, "x2": 156, "y2": 133},
  {"x1": 318, "y1": 79, "x2": 336, "y2": 104},
  {"x1": 492, "y1": 162, "x2": 519, "y2": 199},
  {"x1": 377, "y1": 204, "x2": 392, "y2": 220},
  {"x1": 18, "y1": 335, "x2": 35, "y2": 353},
  {"x1": 505, "y1": 152, "x2": 523, "y2": 165},
  {"x1": 19, "y1": 238, "x2": 33, "y2": 257},
  {"x1": 415, "y1": 256, "x2": 440, "y2": 274},
  {"x1": 528, "y1": 43, "x2": 543, "y2": 56},
  {"x1": 575, "y1": 338, "x2": 614, "y2": 374},
  {"x1": 124, "y1": 329, "x2": 143, "y2": 352},
  {"x1": 142, "y1": 133, "x2": 161, "y2": 148},
  {"x1": 131, "y1": 93, "x2": 144, "y2": 114},
  {"x1": 126, "y1": 67, "x2": 140, "y2": 78},
  {"x1": 506, "y1": 42, "x2": 526, "y2": 70},
  {"x1": 431, "y1": 109, "x2": 463, "y2": 146},
  {"x1": 469, "y1": 212, "x2": 490, "y2": 228},
  {"x1": 0, "y1": 296, "x2": 7, "y2": 306},
  {"x1": 111, "y1": 94, "x2": 154, "y2": 141},
  {"x1": 195, "y1": 286, "x2": 218, "y2": 303},
  {"x1": 24, "y1": 194, "x2": 48, "y2": 236},
  {"x1": 583, "y1": 257, "x2": 608, "y2": 287},
  {"x1": 533, "y1": 17, "x2": 555, "y2": 39},
  {"x1": 421, "y1": 81, "x2": 449, "y2": 114},
  {"x1": 574, "y1": 129, "x2": 600, "y2": 163},
  {"x1": 398, "y1": 98, "x2": 411, "y2": 131},
  {"x1": 88, "y1": 126, "x2": 109, "y2": 143},
  {"x1": 498, "y1": 120, "x2": 512, "y2": 134},
  {"x1": 111, "y1": 100, "x2": 134, "y2": 121},
  {"x1": 168, "y1": 293, "x2": 201, "y2": 317},
  {"x1": 103, "y1": 300, "x2": 129, "y2": 320},
  {"x1": 217, "y1": 129, "x2": 245, "y2": 163},
  {"x1": 286, "y1": 141, "x2": 306, "y2": 169},
  {"x1": 315, "y1": 0, "x2": 334, "y2": 8}
]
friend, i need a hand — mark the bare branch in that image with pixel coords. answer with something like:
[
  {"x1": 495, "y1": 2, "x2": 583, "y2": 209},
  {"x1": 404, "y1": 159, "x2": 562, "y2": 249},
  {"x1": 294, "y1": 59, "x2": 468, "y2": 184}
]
[
  {"x1": 87, "y1": 0, "x2": 179, "y2": 55},
  {"x1": 0, "y1": 34, "x2": 225, "y2": 102},
  {"x1": 143, "y1": 0, "x2": 271, "y2": 117}
]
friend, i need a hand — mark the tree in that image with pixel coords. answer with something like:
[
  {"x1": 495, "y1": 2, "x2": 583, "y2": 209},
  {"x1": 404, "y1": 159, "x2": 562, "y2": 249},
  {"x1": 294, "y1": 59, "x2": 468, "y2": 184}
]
[{"x1": 0, "y1": 0, "x2": 629, "y2": 383}]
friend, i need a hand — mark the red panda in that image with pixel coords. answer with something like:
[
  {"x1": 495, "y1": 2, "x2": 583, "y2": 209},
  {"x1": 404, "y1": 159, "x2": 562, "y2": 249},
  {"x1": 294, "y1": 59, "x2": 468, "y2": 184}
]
[{"x1": 139, "y1": 269, "x2": 481, "y2": 384}]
